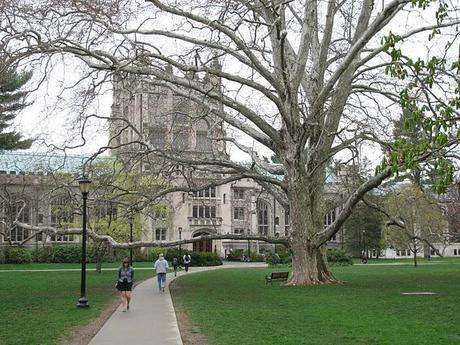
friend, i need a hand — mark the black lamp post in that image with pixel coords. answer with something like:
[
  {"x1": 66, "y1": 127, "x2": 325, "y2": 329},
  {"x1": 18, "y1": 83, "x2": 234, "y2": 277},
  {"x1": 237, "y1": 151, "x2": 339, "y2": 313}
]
[
  {"x1": 362, "y1": 229, "x2": 367, "y2": 262},
  {"x1": 178, "y1": 227, "x2": 182, "y2": 264},
  {"x1": 128, "y1": 212, "x2": 134, "y2": 266},
  {"x1": 77, "y1": 175, "x2": 91, "y2": 308}
]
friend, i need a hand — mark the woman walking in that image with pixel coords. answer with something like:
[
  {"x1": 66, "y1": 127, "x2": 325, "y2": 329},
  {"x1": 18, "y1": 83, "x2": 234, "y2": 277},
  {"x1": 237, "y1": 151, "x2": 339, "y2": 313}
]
[{"x1": 116, "y1": 258, "x2": 134, "y2": 312}]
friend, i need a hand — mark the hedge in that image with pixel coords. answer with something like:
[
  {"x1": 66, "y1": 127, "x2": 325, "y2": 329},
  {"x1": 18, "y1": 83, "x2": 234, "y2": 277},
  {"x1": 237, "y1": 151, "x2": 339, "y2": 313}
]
[
  {"x1": 150, "y1": 248, "x2": 223, "y2": 266},
  {"x1": 265, "y1": 247, "x2": 353, "y2": 266},
  {"x1": 0, "y1": 245, "x2": 150, "y2": 264}
]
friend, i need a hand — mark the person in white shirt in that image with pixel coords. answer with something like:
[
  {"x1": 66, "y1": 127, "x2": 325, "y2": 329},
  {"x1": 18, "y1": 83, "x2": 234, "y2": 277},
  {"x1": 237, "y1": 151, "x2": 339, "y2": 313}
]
[{"x1": 154, "y1": 253, "x2": 169, "y2": 292}]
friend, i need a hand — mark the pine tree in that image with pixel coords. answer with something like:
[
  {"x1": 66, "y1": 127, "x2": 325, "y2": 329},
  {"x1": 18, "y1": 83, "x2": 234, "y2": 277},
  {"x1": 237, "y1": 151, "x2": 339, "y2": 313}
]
[{"x1": 0, "y1": 60, "x2": 33, "y2": 150}]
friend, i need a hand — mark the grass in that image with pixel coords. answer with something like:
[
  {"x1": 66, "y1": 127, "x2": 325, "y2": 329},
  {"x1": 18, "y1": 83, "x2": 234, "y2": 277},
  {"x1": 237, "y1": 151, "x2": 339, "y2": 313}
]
[
  {"x1": 0, "y1": 265, "x2": 155, "y2": 345},
  {"x1": 172, "y1": 261, "x2": 460, "y2": 345},
  {"x1": 352, "y1": 257, "x2": 460, "y2": 265},
  {"x1": 0, "y1": 261, "x2": 155, "y2": 270}
]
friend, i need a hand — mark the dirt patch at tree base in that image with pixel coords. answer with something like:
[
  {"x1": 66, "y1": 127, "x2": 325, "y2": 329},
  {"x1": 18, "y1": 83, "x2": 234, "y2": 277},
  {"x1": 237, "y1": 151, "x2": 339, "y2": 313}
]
[{"x1": 170, "y1": 280, "x2": 209, "y2": 345}]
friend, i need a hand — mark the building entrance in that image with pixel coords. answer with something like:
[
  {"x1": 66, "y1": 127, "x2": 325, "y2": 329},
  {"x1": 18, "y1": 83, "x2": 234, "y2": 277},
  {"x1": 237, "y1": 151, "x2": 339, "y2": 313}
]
[{"x1": 193, "y1": 232, "x2": 212, "y2": 252}]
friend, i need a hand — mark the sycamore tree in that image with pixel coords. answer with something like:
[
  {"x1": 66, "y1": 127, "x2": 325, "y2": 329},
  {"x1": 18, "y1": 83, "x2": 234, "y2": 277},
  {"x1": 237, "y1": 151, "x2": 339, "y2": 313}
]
[{"x1": 2, "y1": 0, "x2": 460, "y2": 285}]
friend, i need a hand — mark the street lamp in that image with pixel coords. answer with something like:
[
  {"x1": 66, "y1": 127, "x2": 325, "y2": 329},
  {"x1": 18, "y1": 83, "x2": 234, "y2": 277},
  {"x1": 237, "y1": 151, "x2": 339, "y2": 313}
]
[
  {"x1": 362, "y1": 229, "x2": 367, "y2": 263},
  {"x1": 128, "y1": 212, "x2": 134, "y2": 266},
  {"x1": 178, "y1": 227, "x2": 182, "y2": 264},
  {"x1": 247, "y1": 229, "x2": 250, "y2": 262},
  {"x1": 77, "y1": 175, "x2": 91, "y2": 308}
]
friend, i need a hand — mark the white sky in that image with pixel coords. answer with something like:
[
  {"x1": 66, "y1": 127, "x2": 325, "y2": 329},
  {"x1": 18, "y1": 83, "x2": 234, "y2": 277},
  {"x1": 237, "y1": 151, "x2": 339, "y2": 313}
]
[{"x1": 11, "y1": 0, "x2": 459, "y2": 169}]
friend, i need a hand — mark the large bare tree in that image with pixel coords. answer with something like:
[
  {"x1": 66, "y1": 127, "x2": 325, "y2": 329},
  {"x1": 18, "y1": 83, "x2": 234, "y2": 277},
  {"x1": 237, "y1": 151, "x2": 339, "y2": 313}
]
[{"x1": 1, "y1": 0, "x2": 459, "y2": 285}]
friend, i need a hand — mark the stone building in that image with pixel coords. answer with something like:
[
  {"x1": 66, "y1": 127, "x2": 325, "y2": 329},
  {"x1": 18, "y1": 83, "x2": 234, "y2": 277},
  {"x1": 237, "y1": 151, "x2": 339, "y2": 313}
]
[{"x1": 108, "y1": 67, "x2": 343, "y2": 256}]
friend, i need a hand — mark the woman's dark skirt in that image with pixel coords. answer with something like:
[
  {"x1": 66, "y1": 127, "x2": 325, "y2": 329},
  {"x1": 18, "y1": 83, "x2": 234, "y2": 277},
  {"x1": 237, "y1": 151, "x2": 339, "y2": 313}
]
[{"x1": 116, "y1": 280, "x2": 133, "y2": 291}]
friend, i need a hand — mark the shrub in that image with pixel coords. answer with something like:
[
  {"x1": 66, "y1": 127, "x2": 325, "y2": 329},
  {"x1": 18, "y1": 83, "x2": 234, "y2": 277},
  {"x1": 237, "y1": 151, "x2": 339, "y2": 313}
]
[
  {"x1": 164, "y1": 248, "x2": 179, "y2": 263},
  {"x1": 227, "y1": 249, "x2": 244, "y2": 261},
  {"x1": 248, "y1": 251, "x2": 265, "y2": 262},
  {"x1": 150, "y1": 247, "x2": 168, "y2": 262},
  {"x1": 327, "y1": 249, "x2": 353, "y2": 265},
  {"x1": 275, "y1": 246, "x2": 292, "y2": 264},
  {"x1": 33, "y1": 246, "x2": 54, "y2": 263},
  {"x1": 189, "y1": 251, "x2": 222, "y2": 266},
  {"x1": 51, "y1": 245, "x2": 82, "y2": 263},
  {"x1": 2, "y1": 247, "x2": 33, "y2": 264},
  {"x1": 265, "y1": 252, "x2": 281, "y2": 265}
]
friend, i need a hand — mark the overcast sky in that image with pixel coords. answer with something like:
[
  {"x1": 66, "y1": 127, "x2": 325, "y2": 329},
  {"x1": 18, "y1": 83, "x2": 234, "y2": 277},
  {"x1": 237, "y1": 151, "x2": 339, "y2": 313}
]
[{"x1": 10, "y1": 0, "x2": 457, "y2": 170}]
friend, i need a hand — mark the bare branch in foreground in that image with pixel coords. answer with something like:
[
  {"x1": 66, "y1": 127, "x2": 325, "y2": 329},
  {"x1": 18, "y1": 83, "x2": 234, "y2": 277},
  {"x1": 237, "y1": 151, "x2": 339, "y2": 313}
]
[{"x1": 14, "y1": 221, "x2": 289, "y2": 249}]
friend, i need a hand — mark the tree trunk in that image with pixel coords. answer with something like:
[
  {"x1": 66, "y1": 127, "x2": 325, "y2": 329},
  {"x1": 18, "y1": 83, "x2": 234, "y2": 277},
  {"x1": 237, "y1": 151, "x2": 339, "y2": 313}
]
[
  {"x1": 287, "y1": 242, "x2": 339, "y2": 285},
  {"x1": 413, "y1": 246, "x2": 418, "y2": 268},
  {"x1": 284, "y1": 157, "x2": 339, "y2": 285},
  {"x1": 95, "y1": 251, "x2": 103, "y2": 274}
]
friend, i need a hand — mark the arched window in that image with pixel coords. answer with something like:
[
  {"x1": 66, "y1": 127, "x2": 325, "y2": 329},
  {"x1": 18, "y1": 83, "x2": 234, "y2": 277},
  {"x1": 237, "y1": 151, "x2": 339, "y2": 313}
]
[
  {"x1": 257, "y1": 200, "x2": 269, "y2": 236},
  {"x1": 195, "y1": 119, "x2": 212, "y2": 152}
]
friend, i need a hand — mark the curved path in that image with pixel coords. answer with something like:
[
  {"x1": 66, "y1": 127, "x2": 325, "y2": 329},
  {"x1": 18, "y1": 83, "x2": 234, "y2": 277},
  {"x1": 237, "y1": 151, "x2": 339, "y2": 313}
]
[{"x1": 88, "y1": 262, "x2": 267, "y2": 345}]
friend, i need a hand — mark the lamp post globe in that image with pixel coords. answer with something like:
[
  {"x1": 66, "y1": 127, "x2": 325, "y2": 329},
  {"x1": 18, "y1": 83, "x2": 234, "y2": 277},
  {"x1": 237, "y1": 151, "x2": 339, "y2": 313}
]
[{"x1": 77, "y1": 175, "x2": 91, "y2": 308}]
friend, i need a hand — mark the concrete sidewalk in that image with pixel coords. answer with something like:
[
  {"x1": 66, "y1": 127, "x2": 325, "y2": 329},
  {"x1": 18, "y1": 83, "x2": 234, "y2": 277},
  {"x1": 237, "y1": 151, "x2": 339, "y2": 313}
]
[{"x1": 88, "y1": 262, "x2": 266, "y2": 345}]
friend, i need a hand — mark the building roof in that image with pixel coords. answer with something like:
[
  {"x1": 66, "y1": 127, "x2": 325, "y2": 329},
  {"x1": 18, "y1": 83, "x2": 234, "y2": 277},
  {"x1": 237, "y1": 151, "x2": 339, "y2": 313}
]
[{"x1": 0, "y1": 151, "x2": 90, "y2": 174}]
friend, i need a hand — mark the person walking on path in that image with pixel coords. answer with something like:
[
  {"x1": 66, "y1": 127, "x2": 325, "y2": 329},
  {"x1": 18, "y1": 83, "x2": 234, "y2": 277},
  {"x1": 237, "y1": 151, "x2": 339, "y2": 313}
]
[
  {"x1": 154, "y1": 253, "x2": 169, "y2": 292},
  {"x1": 183, "y1": 252, "x2": 191, "y2": 272},
  {"x1": 172, "y1": 256, "x2": 179, "y2": 277},
  {"x1": 116, "y1": 258, "x2": 134, "y2": 312}
]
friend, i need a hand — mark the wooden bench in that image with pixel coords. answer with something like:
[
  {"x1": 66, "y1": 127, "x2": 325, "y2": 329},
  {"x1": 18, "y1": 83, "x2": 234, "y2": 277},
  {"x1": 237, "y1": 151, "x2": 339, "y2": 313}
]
[{"x1": 265, "y1": 271, "x2": 289, "y2": 285}]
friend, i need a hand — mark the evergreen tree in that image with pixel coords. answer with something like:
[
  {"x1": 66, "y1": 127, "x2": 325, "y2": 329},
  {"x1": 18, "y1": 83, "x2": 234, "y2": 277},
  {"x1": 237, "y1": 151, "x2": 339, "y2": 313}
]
[
  {"x1": 0, "y1": 60, "x2": 33, "y2": 150},
  {"x1": 344, "y1": 198, "x2": 384, "y2": 258}
]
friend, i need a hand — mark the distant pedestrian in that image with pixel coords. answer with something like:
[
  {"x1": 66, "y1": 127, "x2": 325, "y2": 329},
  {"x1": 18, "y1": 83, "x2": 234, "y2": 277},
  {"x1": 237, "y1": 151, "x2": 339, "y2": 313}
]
[
  {"x1": 183, "y1": 252, "x2": 191, "y2": 272},
  {"x1": 154, "y1": 253, "x2": 169, "y2": 292},
  {"x1": 172, "y1": 256, "x2": 179, "y2": 276},
  {"x1": 116, "y1": 258, "x2": 134, "y2": 312}
]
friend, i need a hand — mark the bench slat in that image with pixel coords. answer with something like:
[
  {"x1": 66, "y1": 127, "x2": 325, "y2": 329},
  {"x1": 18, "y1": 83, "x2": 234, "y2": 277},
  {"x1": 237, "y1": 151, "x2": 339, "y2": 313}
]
[{"x1": 265, "y1": 271, "x2": 289, "y2": 284}]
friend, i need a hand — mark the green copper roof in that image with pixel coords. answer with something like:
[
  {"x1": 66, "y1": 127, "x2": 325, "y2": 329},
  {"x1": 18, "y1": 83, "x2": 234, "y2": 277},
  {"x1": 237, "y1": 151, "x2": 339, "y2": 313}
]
[{"x1": 0, "y1": 151, "x2": 96, "y2": 174}]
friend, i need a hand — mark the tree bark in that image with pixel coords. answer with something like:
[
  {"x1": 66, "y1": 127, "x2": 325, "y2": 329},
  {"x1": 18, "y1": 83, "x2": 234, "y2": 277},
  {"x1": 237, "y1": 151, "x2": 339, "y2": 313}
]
[
  {"x1": 284, "y1": 157, "x2": 339, "y2": 285},
  {"x1": 288, "y1": 242, "x2": 339, "y2": 285}
]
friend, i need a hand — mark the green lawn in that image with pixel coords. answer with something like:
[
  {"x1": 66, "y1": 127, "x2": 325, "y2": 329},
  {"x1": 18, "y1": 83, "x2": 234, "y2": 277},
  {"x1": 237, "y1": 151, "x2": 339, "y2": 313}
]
[
  {"x1": 0, "y1": 266, "x2": 155, "y2": 345},
  {"x1": 171, "y1": 263, "x2": 460, "y2": 345},
  {"x1": 0, "y1": 261, "x2": 155, "y2": 270},
  {"x1": 353, "y1": 257, "x2": 460, "y2": 265}
]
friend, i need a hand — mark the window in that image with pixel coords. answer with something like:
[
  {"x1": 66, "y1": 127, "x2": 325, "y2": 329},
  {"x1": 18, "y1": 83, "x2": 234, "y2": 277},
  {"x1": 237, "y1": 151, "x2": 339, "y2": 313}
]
[
  {"x1": 233, "y1": 188, "x2": 244, "y2": 200},
  {"x1": 192, "y1": 187, "x2": 216, "y2": 198},
  {"x1": 6, "y1": 202, "x2": 30, "y2": 242},
  {"x1": 150, "y1": 126, "x2": 167, "y2": 149},
  {"x1": 51, "y1": 196, "x2": 74, "y2": 225},
  {"x1": 233, "y1": 207, "x2": 245, "y2": 220},
  {"x1": 284, "y1": 208, "x2": 290, "y2": 236},
  {"x1": 234, "y1": 228, "x2": 245, "y2": 234},
  {"x1": 93, "y1": 201, "x2": 117, "y2": 220},
  {"x1": 196, "y1": 130, "x2": 212, "y2": 151},
  {"x1": 173, "y1": 131, "x2": 189, "y2": 151},
  {"x1": 324, "y1": 209, "x2": 336, "y2": 228},
  {"x1": 50, "y1": 234, "x2": 75, "y2": 242},
  {"x1": 50, "y1": 196, "x2": 76, "y2": 242},
  {"x1": 257, "y1": 200, "x2": 269, "y2": 235},
  {"x1": 192, "y1": 206, "x2": 216, "y2": 219},
  {"x1": 155, "y1": 228, "x2": 167, "y2": 241},
  {"x1": 454, "y1": 249, "x2": 458, "y2": 255}
]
